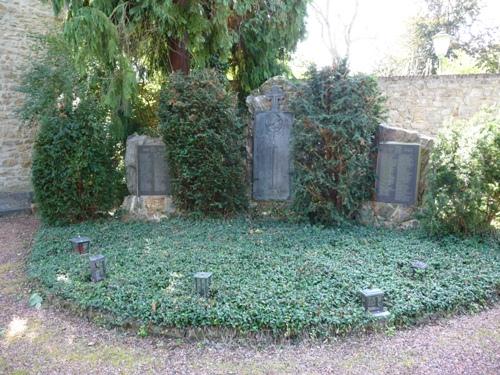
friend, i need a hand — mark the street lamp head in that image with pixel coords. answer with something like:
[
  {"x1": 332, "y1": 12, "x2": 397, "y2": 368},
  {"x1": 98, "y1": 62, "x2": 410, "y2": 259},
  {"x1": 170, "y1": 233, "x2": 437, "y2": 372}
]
[{"x1": 432, "y1": 31, "x2": 451, "y2": 58}]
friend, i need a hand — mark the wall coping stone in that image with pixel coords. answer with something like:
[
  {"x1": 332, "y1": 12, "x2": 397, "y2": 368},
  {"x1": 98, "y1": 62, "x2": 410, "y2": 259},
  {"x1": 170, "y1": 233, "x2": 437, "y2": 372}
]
[{"x1": 377, "y1": 73, "x2": 500, "y2": 81}]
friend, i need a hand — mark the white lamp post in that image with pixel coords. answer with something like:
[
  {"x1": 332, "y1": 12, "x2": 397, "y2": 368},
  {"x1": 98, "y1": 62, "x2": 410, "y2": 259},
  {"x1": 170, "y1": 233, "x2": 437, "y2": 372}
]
[{"x1": 432, "y1": 31, "x2": 451, "y2": 74}]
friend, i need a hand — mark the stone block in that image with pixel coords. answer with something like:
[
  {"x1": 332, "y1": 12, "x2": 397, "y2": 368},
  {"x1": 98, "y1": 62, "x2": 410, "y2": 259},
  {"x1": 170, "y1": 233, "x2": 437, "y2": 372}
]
[
  {"x1": 0, "y1": 191, "x2": 33, "y2": 216},
  {"x1": 246, "y1": 78, "x2": 299, "y2": 202},
  {"x1": 121, "y1": 195, "x2": 175, "y2": 222}
]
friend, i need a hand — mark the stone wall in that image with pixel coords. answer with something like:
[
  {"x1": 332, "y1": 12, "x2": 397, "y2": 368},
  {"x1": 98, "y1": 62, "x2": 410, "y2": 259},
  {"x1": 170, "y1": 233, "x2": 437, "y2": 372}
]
[
  {"x1": 377, "y1": 74, "x2": 500, "y2": 136},
  {"x1": 0, "y1": 0, "x2": 54, "y2": 213}
]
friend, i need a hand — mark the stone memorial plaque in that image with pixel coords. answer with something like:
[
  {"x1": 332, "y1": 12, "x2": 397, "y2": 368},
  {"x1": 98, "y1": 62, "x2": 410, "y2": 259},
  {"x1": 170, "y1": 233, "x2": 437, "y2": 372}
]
[
  {"x1": 253, "y1": 86, "x2": 293, "y2": 200},
  {"x1": 375, "y1": 142, "x2": 420, "y2": 205},
  {"x1": 137, "y1": 145, "x2": 170, "y2": 195}
]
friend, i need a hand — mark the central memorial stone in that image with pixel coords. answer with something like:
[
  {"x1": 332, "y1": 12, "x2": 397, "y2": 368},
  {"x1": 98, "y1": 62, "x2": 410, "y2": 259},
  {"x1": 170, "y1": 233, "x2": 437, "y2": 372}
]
[
  {"x1": 137, "y1": 145, "x2": 170, "y2": 196},
  {"x1": 253, "y1": 86, "x2": 293, "y2": 200},
  {"x1": 375, "y1": 142, "x2": 421, "y2": 205}
]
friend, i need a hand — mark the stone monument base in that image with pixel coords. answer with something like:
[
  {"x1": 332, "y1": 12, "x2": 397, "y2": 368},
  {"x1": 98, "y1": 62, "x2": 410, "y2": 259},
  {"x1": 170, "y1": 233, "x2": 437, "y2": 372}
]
[
  {"x1": 121, "y1": 195, "x2": 175, "y2": 222},
  {"x1": 357, "y1": 201, "x2": 420, "y2": 229}
]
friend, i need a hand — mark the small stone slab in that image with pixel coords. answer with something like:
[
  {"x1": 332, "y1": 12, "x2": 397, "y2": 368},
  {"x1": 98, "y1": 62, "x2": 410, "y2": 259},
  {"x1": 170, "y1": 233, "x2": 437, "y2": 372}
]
[
  {"x1": 359, "y1": 288, "x2": 385, "y2": 313},
  {"x1": 194, "y1": 272, "x2": 212, "y2": 298},
  {"x1": 0, "y1": 192, "x2": 33, "y2": 216},
  {"x1": 89, "y1": 254, "x2": 106, "y2": 282}
]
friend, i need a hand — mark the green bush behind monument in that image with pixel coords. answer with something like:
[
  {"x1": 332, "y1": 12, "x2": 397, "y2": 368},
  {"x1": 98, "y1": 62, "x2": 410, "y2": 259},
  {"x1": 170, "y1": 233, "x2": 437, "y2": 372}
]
[
  {"x1": 159, "y1": 70, "x2": 248, "y2": 216},
  {"x1": 291, "y1": 62, "x2": 387, "y2": 225}
]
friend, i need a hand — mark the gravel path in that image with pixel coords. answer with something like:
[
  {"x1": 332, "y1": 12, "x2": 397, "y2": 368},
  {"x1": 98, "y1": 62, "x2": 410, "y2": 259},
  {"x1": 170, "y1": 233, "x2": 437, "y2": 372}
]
[{"x1": 0, "y1": 214, "x2": 499, "y2": 375}]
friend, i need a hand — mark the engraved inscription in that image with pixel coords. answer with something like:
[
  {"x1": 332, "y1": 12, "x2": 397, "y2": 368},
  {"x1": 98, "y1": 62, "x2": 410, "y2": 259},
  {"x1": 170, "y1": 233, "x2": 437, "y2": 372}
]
[
  {"x1": 137, "y1": 145, "x2": 170, "y2": 195},
  {"x1": 375, "y1": 142, "x2": 420, "y2": 205}
]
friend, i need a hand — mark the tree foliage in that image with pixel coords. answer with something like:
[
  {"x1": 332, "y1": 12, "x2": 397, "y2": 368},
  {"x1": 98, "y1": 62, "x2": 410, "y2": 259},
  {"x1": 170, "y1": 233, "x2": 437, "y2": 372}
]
[
  {"x1": 229, "y1": 1, "x2": 309, "y2": 96},
  {"x1": 377, "y1": 0, "x2": 499, "y2": 75},
  {"x1": 291, "y1": 62, "x2": 386, "y2": 225},
  {"x1": 45, "y1": 0, "x2": 309, "y2": 127}
]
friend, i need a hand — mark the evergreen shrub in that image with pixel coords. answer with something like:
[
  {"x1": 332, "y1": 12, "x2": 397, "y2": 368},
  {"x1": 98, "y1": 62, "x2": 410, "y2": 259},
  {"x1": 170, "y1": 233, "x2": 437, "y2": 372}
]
[
  {"x1": 159, "y1": 70, "x2": 247, "y2": 216},
  {"x1": 292, "y1": 62, "x2": 386, "y2": 224},
  {"x1": 422, "y1": 108, "x2": 500, "y2": 235},
  {"x1": 19, "y1": 36, "x2": 121, "y2": 224}
]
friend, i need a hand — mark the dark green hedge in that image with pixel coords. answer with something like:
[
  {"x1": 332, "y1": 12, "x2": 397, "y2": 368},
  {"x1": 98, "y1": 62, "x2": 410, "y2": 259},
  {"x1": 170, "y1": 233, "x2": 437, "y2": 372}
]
[
  {"x1": 291, "y1": 63, "x2": 386, "y2": 224},
  {"x1": 159, "y1": 70, "x2": 247, "y2": 216},
  {"x1": 19, "y1": 35, "x2": 121, "y2": 224},
  {"x1": 31, "y1": 105, "x2": 120, "y2": 225}
]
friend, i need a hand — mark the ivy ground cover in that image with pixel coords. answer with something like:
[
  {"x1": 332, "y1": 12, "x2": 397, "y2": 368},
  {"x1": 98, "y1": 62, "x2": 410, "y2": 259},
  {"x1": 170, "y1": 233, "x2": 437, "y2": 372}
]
[{"x1": 29, "y1": 218, "x2": 500, "y2": 336}]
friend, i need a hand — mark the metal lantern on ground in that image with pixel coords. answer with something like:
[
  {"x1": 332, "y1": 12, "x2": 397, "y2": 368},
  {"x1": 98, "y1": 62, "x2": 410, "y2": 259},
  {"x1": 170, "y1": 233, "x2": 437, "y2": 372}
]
[
  {"x1": 69, "y1": 236, "x2": 91, "y2": 254},
  {"x1": 359, "y1": 288, "x2": 390, "y2": 319},
  {"x1": 194, "y1": 272, "x2": 212, "y2": 298},
  {"x1": 89, "y1": 255, "x2": 106, "y2": 282}
]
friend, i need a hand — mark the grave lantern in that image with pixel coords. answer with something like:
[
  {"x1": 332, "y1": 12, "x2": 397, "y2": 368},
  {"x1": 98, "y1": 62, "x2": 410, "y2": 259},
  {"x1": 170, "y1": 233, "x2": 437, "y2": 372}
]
[
  {"x1": 69, "y1": 236, "x2": 91, "y2": 254},
  {"x1": 411, "y1": 260, "x2": 428, "y2": 273},
  {"x1": 194, "y1": 272, "x2": 212, "y2": 298},
  {"x1": 89, "y1": 255, "x2": 106, "y2": 282},
  {"x1": 359, "y1": 288, "x2": 390, "y2": 319}
]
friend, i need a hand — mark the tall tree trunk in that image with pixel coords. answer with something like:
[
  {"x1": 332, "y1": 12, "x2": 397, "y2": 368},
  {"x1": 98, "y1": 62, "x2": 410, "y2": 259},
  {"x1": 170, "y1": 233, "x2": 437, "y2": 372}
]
[
  {"x1": 169, "y1": 0, "x2": 190, "y2": 74},
  {"x1": 168, "y1": 36, "x2": 189, "y2": 74}
]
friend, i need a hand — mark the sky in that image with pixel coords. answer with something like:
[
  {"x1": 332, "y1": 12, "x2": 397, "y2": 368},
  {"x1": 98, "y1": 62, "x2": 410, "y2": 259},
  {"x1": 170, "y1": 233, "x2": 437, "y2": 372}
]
[{"x1": 291, "y1": 0, "x2": 500, "y2": 75}]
